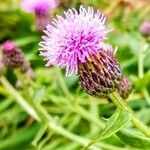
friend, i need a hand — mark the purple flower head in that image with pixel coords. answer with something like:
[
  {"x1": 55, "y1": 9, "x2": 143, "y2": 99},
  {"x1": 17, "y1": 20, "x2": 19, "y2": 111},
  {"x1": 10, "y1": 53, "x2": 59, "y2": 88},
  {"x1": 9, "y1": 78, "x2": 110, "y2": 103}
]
[
  {"x1": 140, "y1": 21, "x2": 150, "y2": 37},
  {"x1": 78, "y1": 43, "x2": 122, "y2": 98},
  {"x1": 2, "y1": 40, "x2": 30, "y2": 73},
  {"x1": 21, "y1": 0, "x2": 58, "y2": 14},
  {"x1": 2, "y1": 40, "x2": 16, "y2": 53},
  {"x1": 39, "y1": 6, "x2": 110, "y2": 76}
]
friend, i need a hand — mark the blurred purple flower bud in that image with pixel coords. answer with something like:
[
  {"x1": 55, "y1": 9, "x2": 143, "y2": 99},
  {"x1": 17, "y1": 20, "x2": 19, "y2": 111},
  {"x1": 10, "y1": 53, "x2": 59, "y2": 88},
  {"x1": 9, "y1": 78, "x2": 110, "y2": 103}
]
[
  {"x1": 140, "y1": 21, "x2": 150, "y2": 37},
  {"x1": 1, "y1": 40, "x2": 32, "y2": 75},
  {"x1": 2, "y1": 40, "x2": 16, "y2": 52},
  {"x1": 117, "y1": 76, "x2": 132, "y2": 99},
  {"x1": 21, "y1": 0, "x2": 58, "y2": 32},
  {"x1": 2, "y1": 40, "x2": 24, "y2": 69}
]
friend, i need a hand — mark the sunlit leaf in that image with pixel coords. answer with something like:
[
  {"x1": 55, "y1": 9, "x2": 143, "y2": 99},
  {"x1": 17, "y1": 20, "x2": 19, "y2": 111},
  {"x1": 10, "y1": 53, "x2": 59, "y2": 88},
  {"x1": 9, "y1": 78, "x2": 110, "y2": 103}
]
[
  {"x1": 100, "y1": 109, "x2": 131, "y2": 140},
  {"x1": 117, "y1": 128, "x2": 150, "y2": 149}
]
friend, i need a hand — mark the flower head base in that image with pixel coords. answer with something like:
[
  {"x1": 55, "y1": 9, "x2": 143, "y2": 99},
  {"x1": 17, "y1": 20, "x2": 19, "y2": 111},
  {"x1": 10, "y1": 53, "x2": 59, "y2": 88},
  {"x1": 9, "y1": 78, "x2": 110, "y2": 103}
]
[
  {"x1": 35, "y1": 11, "x2": 51, "y2": 32},
  {"x1": 140, "y1": 21, "x2": 150, "y2": 37},
  {"x1": 78, "y1": 44, "x2": 122, "y2": 98},
  {"x1": 117, "y1": 76, "x2": 132, "y2": 99},
  {"x1": 39, "y1": 6, "x2": 110, "y2": 76}
]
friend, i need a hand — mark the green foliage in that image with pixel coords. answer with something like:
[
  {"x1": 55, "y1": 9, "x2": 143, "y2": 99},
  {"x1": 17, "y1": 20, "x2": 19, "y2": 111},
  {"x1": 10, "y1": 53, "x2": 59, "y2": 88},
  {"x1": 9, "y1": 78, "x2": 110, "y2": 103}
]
[
  {"x1": 0, "y1": 0, "x2": 150, "y2": 150},
  {"x1": 117, "y1": 128, "x2": 150, "y2": 149},
  {"x1": 0, "y1": 123, "x2": 41, "y2": 150},
  {"x1": 100, "y1": 109, "x2": 131, "y2": 140},
  {"x1": 83, "y1": 109, "x2": 131, "y2": 149}
]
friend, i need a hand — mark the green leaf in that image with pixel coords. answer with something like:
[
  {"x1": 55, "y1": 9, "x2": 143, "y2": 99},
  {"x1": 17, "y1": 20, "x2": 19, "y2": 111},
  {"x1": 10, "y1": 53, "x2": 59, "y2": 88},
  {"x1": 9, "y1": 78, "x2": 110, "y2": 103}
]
[
  {"x1": 0, "y1": 123, "x2": 41, "y2": 150},
  {"x1": 83, "y1": 109, "x2": 131, "y2": 149},
  {"x1": 14, "y1": 36, "x2": 39, "y2": 47},
  {"x1": 135, "y1": 71, "x2": 150, "y2": 90},
  {"x1": 116, "y1": 128, "x2": 150, "y2": 149},
  {"x1": 100, "y1": 109, "x2": 131, "y2": 140}
]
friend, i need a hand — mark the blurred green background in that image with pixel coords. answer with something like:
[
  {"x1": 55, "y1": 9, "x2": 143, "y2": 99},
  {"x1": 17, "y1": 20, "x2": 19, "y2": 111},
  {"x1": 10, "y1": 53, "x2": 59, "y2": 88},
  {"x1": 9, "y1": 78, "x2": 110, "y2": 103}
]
[{"x1": 0, "y1": 0, "x2": 150, "y2": 150}]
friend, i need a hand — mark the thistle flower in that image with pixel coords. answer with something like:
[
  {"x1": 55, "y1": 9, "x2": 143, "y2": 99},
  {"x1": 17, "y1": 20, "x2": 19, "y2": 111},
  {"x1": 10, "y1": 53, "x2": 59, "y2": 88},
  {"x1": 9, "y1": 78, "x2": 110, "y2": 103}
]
[
  {"x1": 117, "y1": 76, "x2": 132, "y2": 99},
  {"x1": 39, "y1": 6, "x2": 110, "y2": 76},
  {"x1": 140, "y1": 21, "x2": 150, "y2": 37},
  {"x1": 39, "y1": 6, "x2": 123, "y2": 98},
  {"x1": 2, "y1": 40, "x2": 30, "y2": 73},
  {"x1": 78, "y1": 43, "x2": 122, "y2": 98},
  {"x1": 21, "y1": 0, "x2": 58, "y2": 31}
]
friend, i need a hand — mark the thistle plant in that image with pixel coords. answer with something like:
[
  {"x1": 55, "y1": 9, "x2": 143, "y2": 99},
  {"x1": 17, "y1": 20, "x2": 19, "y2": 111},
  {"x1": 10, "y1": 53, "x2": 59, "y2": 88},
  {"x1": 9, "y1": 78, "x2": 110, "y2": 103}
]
[
  {"x1": 21, "y1": 0, "x2": 58, "y2": 32},
  {"x1": 1, "y1": 2, "x2": 150, "y2": 150},
  {"x1": 39, "y1": 5, "x2": 150, "y2": 139}
]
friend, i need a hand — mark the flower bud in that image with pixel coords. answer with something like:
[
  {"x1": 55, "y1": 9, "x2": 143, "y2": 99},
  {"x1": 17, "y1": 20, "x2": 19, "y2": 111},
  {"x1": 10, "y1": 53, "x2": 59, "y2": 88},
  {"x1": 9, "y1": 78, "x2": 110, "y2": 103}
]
[
  {"x1": 78, "y1": 44, "x2": 122, "y2": 98},
  {"x1": 140, "y1": 21, "x2": 150, "y2": 37},
  {"x1": 2, "y1": 40, "x2": 29, "y2": 71},
  {"x1": 117, "y1": 76, "x2": 132, "y2": 99},
  {"x1": 21, "y1": 0, "x2": 58, "y2": 32}
]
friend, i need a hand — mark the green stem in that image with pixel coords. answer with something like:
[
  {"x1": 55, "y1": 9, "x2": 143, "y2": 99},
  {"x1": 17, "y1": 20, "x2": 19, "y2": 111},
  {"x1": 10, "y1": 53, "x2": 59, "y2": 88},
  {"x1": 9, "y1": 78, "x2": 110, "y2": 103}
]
[
  {"x1": 109, "y1": 92, "x2": 150, "y2": 137},
  {"x1": 138, "y1": 44, "x2": 145, "y2": 78},
  {"x1": 0, "y1": 76, "x2": 40, "y2": 121},
  {"x1": 90, "y1": 103, "x2": 100, "y2": 133},
  {"x1": 143, "y1": 88, "x2": 150, "y2": 106},
  {"x1": 72, "y1": 105, "x2": 105, "y2": 128},
  {"x1": 56, "y1": 68, "x2": 73, "y2": 101},
  {"x1": 32, "y1": 123, "x2": 48, "y2": 146},
  {"x1": 138, "y1": 43, "x2": 150, "y2": 105}
]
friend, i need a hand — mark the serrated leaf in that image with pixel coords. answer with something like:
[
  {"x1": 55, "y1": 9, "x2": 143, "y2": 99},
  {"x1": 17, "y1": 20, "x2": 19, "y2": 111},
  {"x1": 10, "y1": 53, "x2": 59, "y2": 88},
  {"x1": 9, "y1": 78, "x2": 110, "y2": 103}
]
[
  {"x1": 116, "y1": 128, "x2": 150, "y2": 149},
  {"x1": 100, "y1": 109, "x2": 131, "y2": 140}
]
